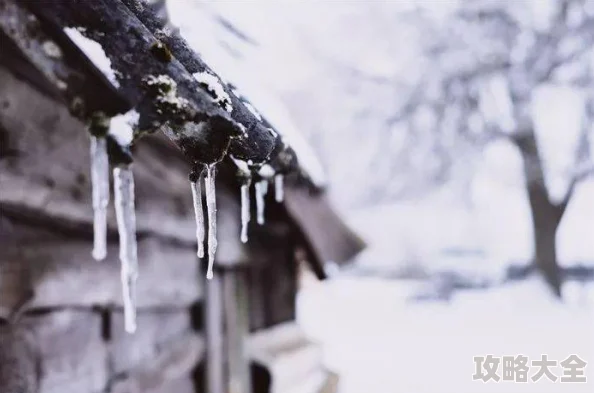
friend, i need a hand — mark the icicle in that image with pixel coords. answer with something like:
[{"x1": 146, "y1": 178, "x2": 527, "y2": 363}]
[
  {"x1": 90, "y1": 136, "x2": 110, "y2": 261},
  {"x1": 204, "y1": 164, "x2": 218, "y2": 280},
  {"x1": 262, "y1": 180, "x2": 269, "y2": 196},
  {"x1": 191, "y1": 176, "x2": 205, "y2": 258},
  {"x1": 114, "y1": 165, "x2": 138, "y2": 333},
  {"x1": 240, "y1": 180, "x2": 251, "y2": 243},
  {"x1": 255, "y1": 180, "x2": 267, "y2": 225},
  {"x1": 274, "y1": 174, "x2": 284, "y2": 203}
]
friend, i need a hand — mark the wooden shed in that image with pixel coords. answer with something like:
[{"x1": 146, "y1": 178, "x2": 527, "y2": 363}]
[{"x1": 0, "y1": 1, "x2": 364, "y2": 392}]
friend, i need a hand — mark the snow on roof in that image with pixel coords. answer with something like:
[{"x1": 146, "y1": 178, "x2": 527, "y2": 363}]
[
  {"x1": 166, "y1": 0, "x2": 327, "y2": 187},
  {"x1": 109, "y1": 109, "x2": 139, "y2": 146},
  {"x1": 64, "y1": 27, "x2": 120, "y2": 88},
  {"x1": 230, "y1": 80, "x2": 327, "y2": 186},
  {"x1": 192, "y1": 71, "x2": 233, "y2": 113}
]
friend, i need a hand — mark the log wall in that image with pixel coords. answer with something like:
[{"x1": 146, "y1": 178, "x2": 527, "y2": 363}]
[{"x1": 0, "y1": 65, "x2": 308, "y2": 393}]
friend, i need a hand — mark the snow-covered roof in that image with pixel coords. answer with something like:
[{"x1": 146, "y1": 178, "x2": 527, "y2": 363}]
[
  {"x1": 166, "y1": 0, "x2": 327, "y2": 187},
  {"x1": 229, "y1": 81, "x2": 327, "y2": 186},
  {"x1": 64, "y1": 27, "x2": 120, "y2": 88}
]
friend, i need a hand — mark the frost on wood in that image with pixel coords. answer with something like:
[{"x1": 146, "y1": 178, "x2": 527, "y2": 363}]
[
  {"x1": 204, "y1": 164, "x2": 218, "y2": 280},
  {"x1": 63, "y1": 27, "x2": 120, "y2": 88},
  {"x1": 90, "y1": 136, "x2": 110, "y2": 261},
  {"x1": 243, "y1": 102, "x2": 262, "y2": 121},
  {"x1": 193, "y1": 72, "x2": 233, "y2": 113},
  {"x1": 191, "y1": 174, "x2": 205, "y2": 258},
  {"x1": 240, "y1": 180, "x2": 251, "y2": 244},
  {"x1": 114, "y1": 166, "x2": 139, "y2": 333},
  {"x1": 274, "y1": 174, "x2": 284, "y2": 203},
  {"x1": 255, "y1": 180, "x2": 268, "y2": 225},
  {"x1": 145, "y1": 74, "x2": 190, "y2": 115}
]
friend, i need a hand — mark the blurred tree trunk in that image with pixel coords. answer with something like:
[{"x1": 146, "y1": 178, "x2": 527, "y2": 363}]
[
  {"x1": 516, "y1": 130, "x2": 566, "y2": 296},
  {"x1": 526, "y1": 180, "x2": 564, "y2": 296}
]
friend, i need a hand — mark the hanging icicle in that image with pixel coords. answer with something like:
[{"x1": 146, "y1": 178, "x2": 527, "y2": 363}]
[
  {"x1": 90, "y1": 136, "x2": 110, "y2": 261},
  {"x1": 240, "y1": 179, "x2": 251, "y2": 243},
  {"x1": 114, "y1": 165, "x2": 138, "y2": 333},
  {"x1": 255, "y1": 180, "x2": 267, "y2": 225},
  {"x1": 262, "y1": 180, "x2": 269, "y2": 196},
  {"x1": 274, "y1": 174, "x2": 284, "y2": 203},
  {"x1": 204, "y1": 164, "x2": 218, "y2": 280},
  {"x1": 191, "y1": 172, "x2": 206, "y2": 258}
]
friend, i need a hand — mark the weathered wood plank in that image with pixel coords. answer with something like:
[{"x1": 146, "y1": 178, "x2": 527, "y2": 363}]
[
  {"x1": 0, "y1": 65, "x2": 197, "y2": 244},
  {"x1": 0, "y1": 324, "x2": 38, "y2": 393},
  {"x1": 20, "y1": 310, "x2": 108, "y2": 393},
  {"x1": 284, "y1": 186, "x2": 366, "y2": 277},
  {"x1": 0, "y1": 218, "x2": 202, "y2": 315},
  {"x1": 248, "y1": 322, "x2": 326, "y2": 393},
  {"x1": 114, "y1": 376, "x2": 196, "y2": 393},
  {"x1": 0, "y1": 65, "x2": 249, "y2": 264},
  {"x1": 0, "y1": 0, "x2": 128, "y2": 119},
  {"x1": 27, "y1": 0, "x2": 277, "y2": 165},
  {"x1": 204, "y1": 272, "x2": 225, "y2": 393},
  {"x1": 0, "y1": 64, "x2": 246, "y2": 254},
  {"x1": 222, "y1": 270, "x2": 252, "y2": 393},
  {"x1": 119, "y1": 0, "x2": 298, "y2": 170},
  {"x1": 245, "y1": 226, "x2": 297, "y2": 329},
  {"x1": 108, "y1": 310, "x2": 193, "y2": 375},
  {"x1": 109, "y1": 333, "x2": 203, "y2": 393}
]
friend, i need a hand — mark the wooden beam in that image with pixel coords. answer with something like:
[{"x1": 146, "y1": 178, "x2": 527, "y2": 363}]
[
  {"x1": 0, "y1": 0, "x2": 128, "y2": 118},
  {"x1": 120, "y1": 0, "x2": 289, "y2": 167},
  {"x1": 222, "y1": 269, "x2": 252, "y2": 393},
  {"x1": 18, "y1": 0, "x2": 280, "y2": 165},
  {"x1": 204, "y1": 270, "x2": 224, "y2": 393}
]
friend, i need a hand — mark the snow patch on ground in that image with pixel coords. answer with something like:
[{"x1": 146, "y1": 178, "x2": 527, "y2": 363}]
[{"x1": 297, "y1": 276, "x2": 594, "y2": 393}]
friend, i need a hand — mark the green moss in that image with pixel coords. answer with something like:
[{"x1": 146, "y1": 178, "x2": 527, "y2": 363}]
[
  {"x1": 88, "y1": 112, "x2": 110, "y2": 137},
  {"x1": 69, "y1": 96, "x2": 85, "y2": 118},
  {"x1": 143, "y1": 74, "x2": 191, "y2": 122},
  {"x1": 150, "y1": 41, "x2": 172, "y2": 63}
]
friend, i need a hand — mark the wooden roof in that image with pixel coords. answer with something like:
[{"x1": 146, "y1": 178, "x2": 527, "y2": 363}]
[{"x1": 0, "y1": 0, "x2": 365, "y2": 284}]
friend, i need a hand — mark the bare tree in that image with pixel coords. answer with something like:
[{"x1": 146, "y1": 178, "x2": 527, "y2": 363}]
[{"x1": 389, "y1": 0, "x2": 594, "y2": 295}]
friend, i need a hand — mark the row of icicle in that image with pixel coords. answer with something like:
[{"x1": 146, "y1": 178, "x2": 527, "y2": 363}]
[
  {"x1": 242, "y1": 174, "x2": 284, "y2": 243},
  {"x1": 90, "y1": 135, "x2": 138, "y2": 333},
  {"x1": 89, "y1": 135, "x2": 284, "y2": 334}
]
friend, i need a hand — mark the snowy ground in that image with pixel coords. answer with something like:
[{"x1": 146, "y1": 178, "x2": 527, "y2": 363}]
[{"x1": 297, "y1": 275, "x2": 594, "y2": 393}]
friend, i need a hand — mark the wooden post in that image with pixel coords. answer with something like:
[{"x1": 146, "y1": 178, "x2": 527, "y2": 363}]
[
  {"x1": 204, "y1": 270, "x2": 224, "y2": 393},
  {"x1": 222, "y1": 269, "x2": 252, "y2": 393},
  {"x1": 205, "y1": 266, "x2": 253, "y2": 393}
]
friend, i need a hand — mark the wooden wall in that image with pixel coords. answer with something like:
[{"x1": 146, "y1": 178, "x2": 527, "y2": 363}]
[
  {"x1": 0, "y1": 66, "x2": 306, "y2": 393},
  {"x1": 0, "y1": 309, "x2": 202, "y2": 393}
]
